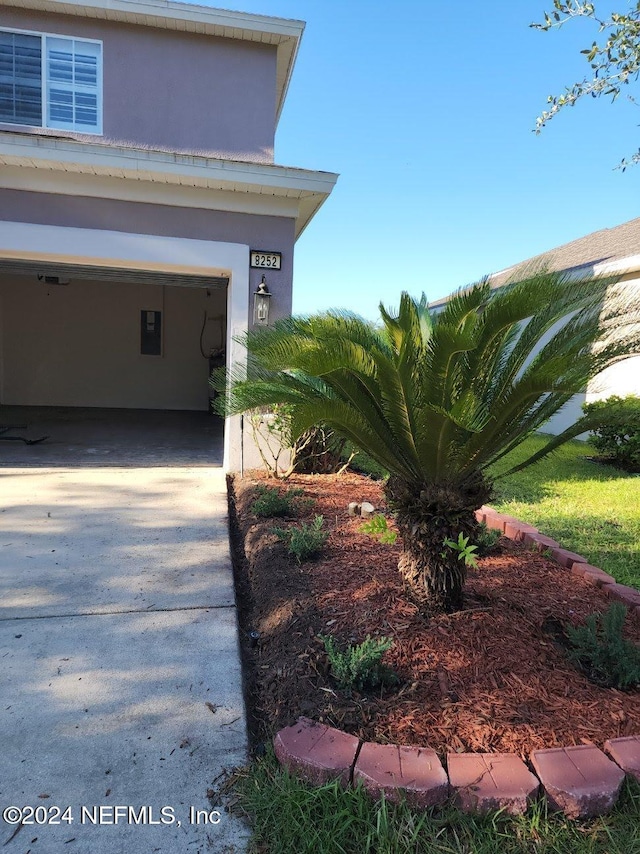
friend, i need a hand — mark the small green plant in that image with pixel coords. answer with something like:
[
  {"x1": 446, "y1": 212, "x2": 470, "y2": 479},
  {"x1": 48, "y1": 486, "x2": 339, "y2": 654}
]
[
  {"x1": 475, "y1": 521, "x2": 501, "y2": 555},
  {"x1": 273, "y1": 515, "x2": 328, "y2": 563},
  {"x1": 321, "y1": 634, "x2": 395, "y2": 692},
  {"x1": 250, "y1": 484, "x2": 306, "y2": 518},
  {"x1": 443, "y1": 532, "x2": 479, "y2": 568},
  {"x1": 565, "y1": 602, "x2": 640, "y2": 690},
  {"x1": 359, "y1": 514, "x2": 397, "y2": 544}
]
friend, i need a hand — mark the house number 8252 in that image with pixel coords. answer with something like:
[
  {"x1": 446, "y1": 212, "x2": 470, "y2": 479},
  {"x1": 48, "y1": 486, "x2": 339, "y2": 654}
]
[{"x1": 250, "y1": 251, "x2": 281, "y2": 270}]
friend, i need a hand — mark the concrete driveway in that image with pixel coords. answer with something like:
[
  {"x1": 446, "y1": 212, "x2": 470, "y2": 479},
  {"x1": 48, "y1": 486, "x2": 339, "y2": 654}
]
[{"x1": 0, "y1": 409, "x2": 249, "y2": 853}]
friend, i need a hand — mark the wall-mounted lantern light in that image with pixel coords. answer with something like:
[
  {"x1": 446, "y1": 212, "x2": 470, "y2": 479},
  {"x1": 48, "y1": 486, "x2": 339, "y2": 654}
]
[{"x1": 253, "y1": 275, "x2": 271, "y2": 326}]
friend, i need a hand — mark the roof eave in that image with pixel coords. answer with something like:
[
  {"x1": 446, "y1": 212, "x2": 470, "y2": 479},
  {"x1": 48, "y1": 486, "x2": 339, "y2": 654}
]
[{"x1": 0, "y1": 132, "x2": 339, "y2": 239}]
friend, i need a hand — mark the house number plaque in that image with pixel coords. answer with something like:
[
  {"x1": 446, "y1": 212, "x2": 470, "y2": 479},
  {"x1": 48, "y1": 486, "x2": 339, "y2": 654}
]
[{"x1": 250, "y1": 250, "x2": 282, "y2": 270}]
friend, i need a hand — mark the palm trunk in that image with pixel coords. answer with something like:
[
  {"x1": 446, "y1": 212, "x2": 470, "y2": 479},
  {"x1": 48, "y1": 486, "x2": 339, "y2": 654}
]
[
  {"x1": 397, "y1": 544, "x2": 467, "y2": 613},
  {"x1": 385, "y1": 474, "x2": 492, "y2": 615}
]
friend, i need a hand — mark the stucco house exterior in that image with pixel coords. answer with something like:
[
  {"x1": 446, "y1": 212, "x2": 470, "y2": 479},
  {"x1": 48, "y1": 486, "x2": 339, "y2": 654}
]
[
  {"x1": 0, "y1": 0, "x2": 337, "y2": 469},
  {"x1": 431, "y1": 217, "x2": 640, "y2": 434}
]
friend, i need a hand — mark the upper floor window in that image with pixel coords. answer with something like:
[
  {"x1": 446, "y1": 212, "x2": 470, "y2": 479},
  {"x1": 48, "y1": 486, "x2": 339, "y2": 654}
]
[{"x1": 0, "y1": 29, "x2": 102, "y2": 134}]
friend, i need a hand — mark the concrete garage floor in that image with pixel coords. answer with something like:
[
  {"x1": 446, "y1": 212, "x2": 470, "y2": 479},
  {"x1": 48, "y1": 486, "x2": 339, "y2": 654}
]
[
  {"x1": 0, "y1": 406, "x2": 224, "y2": 467},
  {"x1": 0, "y1": 408, "x2": 249, "y2": 853}
]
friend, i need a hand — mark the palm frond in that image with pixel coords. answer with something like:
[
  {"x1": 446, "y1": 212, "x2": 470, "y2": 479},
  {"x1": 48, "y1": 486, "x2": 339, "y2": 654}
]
[{"x1": 221, "y1": 271, "x2": 639, "y2": 492}]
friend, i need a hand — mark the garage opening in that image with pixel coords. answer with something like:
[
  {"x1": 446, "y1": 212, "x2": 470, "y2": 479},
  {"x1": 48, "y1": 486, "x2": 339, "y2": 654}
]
[
  {"x1": 0, "y1": 222, "x2": 251, "y2": 470},
  {"x1": 0, "y1": 261, "x2": 229, "y2": 466}
]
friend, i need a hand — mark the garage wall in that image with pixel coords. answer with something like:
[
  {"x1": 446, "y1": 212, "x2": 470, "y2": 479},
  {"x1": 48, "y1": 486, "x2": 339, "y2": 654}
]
[{"x1": 0, "y1": 275, "x2": 226, "y2": 410}]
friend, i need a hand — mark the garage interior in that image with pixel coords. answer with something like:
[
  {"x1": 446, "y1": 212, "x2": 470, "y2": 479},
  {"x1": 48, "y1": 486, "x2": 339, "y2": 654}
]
[{"x1": 0, "y1": 263, "x2": 228, "y2": 466}]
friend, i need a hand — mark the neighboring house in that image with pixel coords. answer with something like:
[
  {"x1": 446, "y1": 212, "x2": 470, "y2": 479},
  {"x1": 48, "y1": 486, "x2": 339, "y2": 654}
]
[
  {"x1": 431, "y1": 217, "x2": 640, "y2": 434},
  {"x1": 0, "y1": 0, "x2": 337, "y2": 469}
]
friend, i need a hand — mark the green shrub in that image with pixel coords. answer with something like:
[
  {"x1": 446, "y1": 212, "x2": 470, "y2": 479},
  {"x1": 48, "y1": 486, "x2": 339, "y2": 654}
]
[
  {"x1": 321, "y1": 634, "x2": 396, "y2": 692},
  {"x1": 273, "y1": 515, "x2": 328, "y2": 563},
  {"x1": 565, "y1": 602, "x2": 640, "y2": 689},
  {"x1": 583, "y1": 395, "x2": 640, "y2": 473},
  {"x1": 251, "y1": 484, "x2": 306, "y2": 517},
  {"x1": 359, "y1": 514, "x2": 397, "y2": 544},
  {"x1": 244, "y1": 405, "x2": 356, "y2": 478},
  {"x1": 475, "y1": 521, "x2": 501, "y2": 556},
  {"x1": 343, "y1": 443, "x2": 389, "y2": 480}
]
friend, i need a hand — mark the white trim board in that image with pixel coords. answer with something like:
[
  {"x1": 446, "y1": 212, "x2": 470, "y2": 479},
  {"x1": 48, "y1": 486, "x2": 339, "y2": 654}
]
[
  {"x1": 0, "y1": 220, "x2": 237, "y2": 273},
  {"x1": 0, "y1": 132, "x2": 338, "y2": 192}
]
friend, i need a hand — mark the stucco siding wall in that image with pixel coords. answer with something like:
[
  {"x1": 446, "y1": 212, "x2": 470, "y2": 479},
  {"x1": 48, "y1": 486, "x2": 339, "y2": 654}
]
[
  {"x1": 522, "y1": 278, "x2": 640, "y2": 435},
  {"x1": 586, "y1": 355, "x2": 640, "y2": 402},
  {"x1": 0, "y1": 188, "x2": 295, "y2": 325},
  {"x1": 0, "y1": 275, "x2": 226, "y2": 409},
  {"x1": 0, "y1": 7, "x2": 277, "y2": 161},
  {"x1": 542, "y1": 394, "x2": 587, "y2": 436},
  {"x1": 585, "y1": 275, "x2": 640, "y2": 405}
]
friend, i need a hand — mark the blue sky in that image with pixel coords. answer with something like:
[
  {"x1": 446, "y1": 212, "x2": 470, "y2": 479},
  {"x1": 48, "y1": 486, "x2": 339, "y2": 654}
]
[{"x1": 240, "y1": 1, "x2": 640, "y2": 318}]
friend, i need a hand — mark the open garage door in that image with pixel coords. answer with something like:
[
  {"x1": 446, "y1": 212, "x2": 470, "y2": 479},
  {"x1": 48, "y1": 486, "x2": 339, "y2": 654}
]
[
  {"x1": 0, "y1": 271, "x2": 226, "y2": 410},
  {"x1": 0, "y1": 221, "x2": 250, "y2": 470},
  {"x1": 0, "y1": 264, "x2": 227, "y2": 412}
]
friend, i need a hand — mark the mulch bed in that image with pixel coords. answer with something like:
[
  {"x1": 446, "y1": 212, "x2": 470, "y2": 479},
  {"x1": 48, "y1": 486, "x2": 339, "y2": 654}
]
[{"x1": 228, "y1": 471, "x2": 640, "y2": 761}]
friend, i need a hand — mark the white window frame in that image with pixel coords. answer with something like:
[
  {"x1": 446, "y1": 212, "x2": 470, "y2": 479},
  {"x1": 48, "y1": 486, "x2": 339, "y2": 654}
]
[{"x1": 0, "y1": 26, "x2": 103, "y2": 135}]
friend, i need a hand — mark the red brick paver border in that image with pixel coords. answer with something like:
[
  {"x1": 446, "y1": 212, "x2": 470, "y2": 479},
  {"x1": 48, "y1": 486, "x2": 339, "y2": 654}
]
[
  {"x1": 549, "y1": 547, "x2": 587, "y2": 569},
  {"x1": 353, "y1": 742, "x2": 448, "y2": 808},
  {"x1": 603, "y1": 583, "x2": 640, "y2": 609},
  {"x1": 447, "y1": 752, "x2": 539, "y2": 815},
  {"x1": 522, "y1": 532, "x2": 561, "y2": 552},
  {"x1": 503, "y1": 521, "x2": 539, "y2": 541},
  {"x1": 604, "y1": 736, "x2": 640, "y2": 784},
  {"x1": 483, "y1": 511, "x2": 520, "y2": 534},
  {"x1": 571, "y1": 563, "x2": 616, "y2": 587},
  {"x1": 475, "y1": 506, "x2": 493, "y2": 524},
  {"x1": 273, "y1": 717, "x2": 360, "y2": 787},
  {"x1": 530, "y1": 745, "x2": 625, "y2": 818}
]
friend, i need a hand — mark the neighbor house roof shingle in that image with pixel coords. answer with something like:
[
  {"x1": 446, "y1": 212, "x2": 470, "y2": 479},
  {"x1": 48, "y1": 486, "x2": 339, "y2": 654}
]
[
  {"x1": 431, "y1": 216, "x2": 640, "y2": 308},
  {"x1": 490, "y1": 216, "x2": 640, "y2": 289}
]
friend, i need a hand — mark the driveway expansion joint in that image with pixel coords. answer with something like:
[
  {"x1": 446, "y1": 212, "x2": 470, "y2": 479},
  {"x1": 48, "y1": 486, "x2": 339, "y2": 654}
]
[{"x1": 1, "y1": 604, "x2": 238, "y2": 622}]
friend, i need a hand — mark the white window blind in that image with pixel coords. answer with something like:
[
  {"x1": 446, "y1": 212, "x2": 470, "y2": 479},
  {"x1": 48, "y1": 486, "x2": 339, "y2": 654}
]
[
  {"x1": 46, "y1": 37, "x2": 100, "y2": 132},
  {"x1": 0, "y1": 29, "x2": 102, "y2": 134}
]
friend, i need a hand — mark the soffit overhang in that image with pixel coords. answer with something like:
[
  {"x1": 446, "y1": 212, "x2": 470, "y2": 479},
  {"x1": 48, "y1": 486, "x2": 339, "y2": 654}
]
[
  {"x1": 1, "y1": 0, "x2": 304, "y2": 124},
  {"x1": 0, "y1": 132, "x2": 339, "y2": 238}
]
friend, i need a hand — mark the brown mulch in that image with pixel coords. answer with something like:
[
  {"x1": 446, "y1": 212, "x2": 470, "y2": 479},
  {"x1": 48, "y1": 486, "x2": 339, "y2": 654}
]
[{"x1": 228, "y1": 471, "x2": 640, "y2": 761}]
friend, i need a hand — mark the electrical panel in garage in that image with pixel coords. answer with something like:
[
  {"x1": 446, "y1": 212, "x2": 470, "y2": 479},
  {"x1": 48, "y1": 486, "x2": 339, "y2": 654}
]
[{"x1": 141, "y1": 310, "x2": 162, "y2": 356}]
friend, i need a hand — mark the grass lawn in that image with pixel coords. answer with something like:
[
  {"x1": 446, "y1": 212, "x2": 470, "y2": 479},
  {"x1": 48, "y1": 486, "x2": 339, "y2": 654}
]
[
  {"x1": 491, "y1": 436, "x2": 640, "y2": 590},
  {"x1": 230, "y1": 752, "x2": 640, "y2": 854}
]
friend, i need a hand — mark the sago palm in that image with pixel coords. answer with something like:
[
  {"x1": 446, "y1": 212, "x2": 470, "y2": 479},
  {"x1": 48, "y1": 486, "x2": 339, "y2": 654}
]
[{"x1": 218, "y1": 270, "x2": 640, "y2": 614}]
